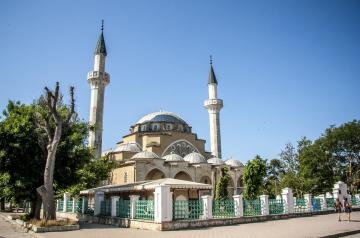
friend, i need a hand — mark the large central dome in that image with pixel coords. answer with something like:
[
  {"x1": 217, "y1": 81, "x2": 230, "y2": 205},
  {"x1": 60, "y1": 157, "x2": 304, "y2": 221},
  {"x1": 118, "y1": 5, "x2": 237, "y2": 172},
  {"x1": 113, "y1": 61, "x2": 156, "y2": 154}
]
[{"x1": 135, "y1": 111, "x2": 188, "y2": 125}]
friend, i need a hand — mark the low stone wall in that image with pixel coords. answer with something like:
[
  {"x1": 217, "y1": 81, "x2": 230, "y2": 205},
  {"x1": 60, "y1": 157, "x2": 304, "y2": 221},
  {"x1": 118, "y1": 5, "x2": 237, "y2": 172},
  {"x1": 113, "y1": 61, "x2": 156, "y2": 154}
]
[
  {"x1": 161, "y1": 211, "x2": 334, "y2": 231},
  {"x1": 78, "y1": 214, "x2": 130, "y2": 227},
  {"x1": 56, "y1": 211, "x2": 79, "y2": 221},
  {"x1": 78, "y1": 208, "x2": 360, "y2": 231},
  {"x1": 32, "y1": 224, "x2": 79, "y2": 233}
]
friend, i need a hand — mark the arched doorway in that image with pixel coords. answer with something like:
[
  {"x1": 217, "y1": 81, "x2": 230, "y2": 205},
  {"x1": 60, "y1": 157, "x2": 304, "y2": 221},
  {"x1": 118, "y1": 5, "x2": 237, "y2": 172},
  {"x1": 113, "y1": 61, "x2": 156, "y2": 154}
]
[
  {"x1": 227, "y1": 177, "x2": 235, "y2": 198},
  {"x1": 200, "y1": 176, "x2": 211, "y2": 185},
  {"x1": 145, "y1": 168, "x2": 165, "y2": 180},
  {"x1": 174, "y1": 171, "x2": 192, "y2": 181},
  {"x1": 237, "y1": 176, "x2": 244, "y2": 195}
]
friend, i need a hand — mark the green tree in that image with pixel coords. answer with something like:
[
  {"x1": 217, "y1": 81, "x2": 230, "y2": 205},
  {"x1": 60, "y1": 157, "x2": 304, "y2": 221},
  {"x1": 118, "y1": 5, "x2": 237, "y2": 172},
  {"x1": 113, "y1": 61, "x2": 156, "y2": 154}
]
[
  {"x1": 0, "y1": 100, "x2": 113, "y2": 218},
  {"x1": 263, "y1": 159, "x2": 284, "y2": 197},
  {"x1": 278, "y1": 138, "x2": 310, "y2": 197},
  {"x1": 243, "y1": 155, "x2": 267, "y2": 199},
  {"x1": 215, "y1": 167, "x2": 230, "y2": 200},
  {"x1": 299, "y1": 141, "x2": 335, "y2": 195},
  {"x1": 0, "y1": 101, "x2": 43, "y2": 215}
]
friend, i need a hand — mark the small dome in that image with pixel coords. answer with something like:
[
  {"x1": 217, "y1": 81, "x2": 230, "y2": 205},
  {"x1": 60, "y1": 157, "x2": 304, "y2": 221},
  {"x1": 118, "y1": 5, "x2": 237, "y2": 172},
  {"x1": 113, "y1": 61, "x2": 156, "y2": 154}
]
[
  {"x1": 114, "y1": 142, "x2": 142, "y2": 153},
  {"x1": 131, "y1": 151, "x2": 160, "y2": 160},
  {"x1": 163, "y1": 154, "x2": 184, "y2": 162},
  {"x1": 135, "y1": 111, "x2": 188, "y2": 125},
  {"x1": 225, "y1": 159, "x2": 244, "y2": 167},
  {"x1": 183, "y1": 152, "x2": 207, "y2": 164},
  {"x1": 207, "y1": 157, "x2": 224, "y2": 165}
]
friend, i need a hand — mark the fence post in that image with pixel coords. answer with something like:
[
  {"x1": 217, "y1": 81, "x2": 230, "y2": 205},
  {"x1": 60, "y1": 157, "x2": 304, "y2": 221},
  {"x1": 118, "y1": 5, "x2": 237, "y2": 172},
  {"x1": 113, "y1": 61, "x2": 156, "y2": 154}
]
[
  {"x1": 282, "y1": 188, "x2": 294, "y2": 214},
  {"x1": 201, "y1": 195, "x2": 212, "y2": 219},
  {"x1": 111, "y1": 196, "x2": 120, "y2": 217},
  {"x1": 82, "y1": 196, "x2": 87, "y2": 214},
  {"x1": 304, "y1": 194, "x2": 312, "y2": 212},
  {"x1": 63, "y1": 192, "x2": 70, "y2": 212},
  {"x1": 233, "y1": 195, "x2": 243, "y2": 217},
  {"x1": 333, "y1": 181, "x2": 349, "y2": 205},
  {"x1": 259, "y1": 195, "x2": 269, "y2": 216},
  {"x1": 94, "y1": 191, "x2": 104, "y2": 216},
  {"x1": 56, "y1": 199, "x2": 59, "y2": 212},
  {"x1": 154, "y1": 185, "x2": 172, "y2": 222},
  {"x1": 355, "y1": 194, "x2": 360, "y2": 204},
  {"x1": 71, "y1": 198, "x2": 76, "y2": 213},
  {"x1": 129, "y1": 195, "x2": 140, "y2": 219},
  {"x1": 318, "y1": 194, "x2": 327, "y2": 210}
]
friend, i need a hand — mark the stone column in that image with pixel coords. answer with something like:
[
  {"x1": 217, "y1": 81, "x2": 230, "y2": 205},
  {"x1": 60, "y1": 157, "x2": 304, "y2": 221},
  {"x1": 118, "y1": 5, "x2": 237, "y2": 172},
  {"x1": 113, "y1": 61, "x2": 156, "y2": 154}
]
[
  {"x1": 304, "y1": 194, "x2": 312, "y2": 212},
  {"x1": 63, "y1": 192, "x2": 70, "y2": 212},
  {"x1": 56, "y1": 199, "x2": 59, "y2": 212},
  {"x1": 129, "y1": 195, "x2": 140, "y2": 219},
  {"x1": 154, "y1": 185, "x2": 172, "y2": 222},
  {"x1": 201, "y1": 195, "x2": 213, "y2": 219},
  {"x1": 318, "y1": 195, "x2": 327, "y2": 210},
  {"x1": 72, "y1": 198, "x2": 76, "y2": 213},
  {"x1": 333, "y1": 181, "x2": 349, "y2": 205},
  {"x1": 259, "y1": 195, "x2": 269, "y2": 216},
  {"x1": 94, "y1": 191, "x2": 104, "y2": 216},
  {"x1": 82, "y1": 197, "x2": 88, "y2": 214},
  {"x1": 233, "y1": 195, "x2": 243, "y2": 217},
  {"x1": 282, "y1": 188, "x2": 294, "y2": 214},
  {"x1": 111, "y1": 196, "x2": 119, "y2": 217}
]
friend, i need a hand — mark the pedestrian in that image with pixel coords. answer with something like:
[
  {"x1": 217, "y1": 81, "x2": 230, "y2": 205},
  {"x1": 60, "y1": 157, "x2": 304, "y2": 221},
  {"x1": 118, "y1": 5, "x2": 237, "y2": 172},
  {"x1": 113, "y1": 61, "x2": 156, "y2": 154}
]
[
  {"x1": 344, "y1": 197, "x2": 352, "y2": 222},
  {"x1": 334, "y1": 198, "x2": 343, "y2": 221}
]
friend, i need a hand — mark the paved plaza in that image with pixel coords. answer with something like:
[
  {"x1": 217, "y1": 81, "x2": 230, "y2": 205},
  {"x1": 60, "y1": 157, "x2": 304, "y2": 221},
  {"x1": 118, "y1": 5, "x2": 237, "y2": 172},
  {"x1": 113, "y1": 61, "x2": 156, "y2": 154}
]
[{"x1": 1, "y1": 212, "x2": 360, "y2": 238}]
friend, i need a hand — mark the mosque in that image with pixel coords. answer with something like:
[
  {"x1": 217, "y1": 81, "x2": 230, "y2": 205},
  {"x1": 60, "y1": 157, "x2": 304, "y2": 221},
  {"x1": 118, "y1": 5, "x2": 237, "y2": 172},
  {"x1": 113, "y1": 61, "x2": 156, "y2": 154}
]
[{"x1": 87, "y1": 24, "x2": 245, "y2": 198}]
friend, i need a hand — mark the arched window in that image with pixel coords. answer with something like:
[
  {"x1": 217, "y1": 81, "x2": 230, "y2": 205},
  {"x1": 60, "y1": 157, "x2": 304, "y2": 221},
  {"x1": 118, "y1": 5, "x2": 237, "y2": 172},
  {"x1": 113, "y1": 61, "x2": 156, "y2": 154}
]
[
  {"x1": 152, "y1": 123, "x2": 160, "y2": 131},
  {"x1": 141, "y1": 125, "x2": 147, "y2": 131},
  {"x1": 124, "y1": 172, "x2": 127, "y2": 183}
]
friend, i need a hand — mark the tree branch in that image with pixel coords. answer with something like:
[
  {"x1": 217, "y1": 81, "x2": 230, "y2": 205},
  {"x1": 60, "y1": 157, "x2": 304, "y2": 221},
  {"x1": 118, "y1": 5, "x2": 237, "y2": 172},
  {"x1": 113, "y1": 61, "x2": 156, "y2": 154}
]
[{"x1": 65, "y1": 86, "x2": 75, "y2": 124}]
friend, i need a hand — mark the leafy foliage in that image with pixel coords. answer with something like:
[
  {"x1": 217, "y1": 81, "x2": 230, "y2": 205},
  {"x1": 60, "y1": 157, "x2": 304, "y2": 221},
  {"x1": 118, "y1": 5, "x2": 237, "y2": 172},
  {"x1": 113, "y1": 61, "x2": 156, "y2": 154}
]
[
  {"x1": 243, "y1": 155, "x2": 267, "y2": 199},
  {"x1": 0, "y1": 100, "x2": 114, "y2": 216},
  {"x1": 215, "y1": 167, "x2": 230, "y2": 200}
]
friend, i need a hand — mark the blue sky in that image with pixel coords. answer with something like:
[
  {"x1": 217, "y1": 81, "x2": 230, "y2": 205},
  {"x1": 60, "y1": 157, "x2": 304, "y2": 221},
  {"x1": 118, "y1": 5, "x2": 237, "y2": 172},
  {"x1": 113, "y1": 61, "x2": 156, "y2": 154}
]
[{"x1": 1, "y1": 0, "x2": 359, "y2": 163}]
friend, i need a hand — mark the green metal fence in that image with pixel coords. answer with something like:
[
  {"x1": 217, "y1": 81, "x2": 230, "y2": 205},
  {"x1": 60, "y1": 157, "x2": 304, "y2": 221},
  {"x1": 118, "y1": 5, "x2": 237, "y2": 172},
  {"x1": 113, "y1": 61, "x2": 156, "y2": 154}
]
[
  {"x1": 351, "y1": 197, "x2": 359, "y2": 207},
  {"x1": 135, "y1": 200, "x2": 154, "y2": 220},
  {"x1": 76, "y1": 198, "x2": 82, "y2": 213},
  {"x1": 243, "y1": 199, "x2": 262, "y2": 216},
  {"x1": 312, "y1": 198, "x2": 322, "y2": 211},
  {"x1": 294, "y1": 199, "x2": 307, "y2": 213},
  {"x1": 173, "y1": 200, "x2": 203, "y2": 220},
  {"x1": 212, "y1": 200, "x2": 235, "y2": 218},
  {"x1": 116, "y1": 199, "x2": 130, "y2": 218},
  {"x1": 85, "y1": 199, "x2": 94, "y2": 216},
  {"x1": 326, "y1": 198, "x2": 335, "y2": 210},
  {"x1": 100, "y1": 199, "x2": 111, "y2": 216},
  {"x1": 57, "y1": 200, "x2": 64, "y2": 211},
  {"x1": 66, "y1": 199, "x2": 74, "y2": 212},
  {"x1": 269, "y1": 199, "x2": 284, "y2": 215}
]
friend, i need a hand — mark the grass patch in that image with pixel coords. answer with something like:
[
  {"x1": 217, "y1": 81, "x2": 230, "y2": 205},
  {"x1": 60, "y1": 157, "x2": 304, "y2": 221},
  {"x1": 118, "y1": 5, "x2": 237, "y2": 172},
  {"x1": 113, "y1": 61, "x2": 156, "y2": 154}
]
[{"x1": 29, "y1": 218, "x2": 77, "y2": 227}]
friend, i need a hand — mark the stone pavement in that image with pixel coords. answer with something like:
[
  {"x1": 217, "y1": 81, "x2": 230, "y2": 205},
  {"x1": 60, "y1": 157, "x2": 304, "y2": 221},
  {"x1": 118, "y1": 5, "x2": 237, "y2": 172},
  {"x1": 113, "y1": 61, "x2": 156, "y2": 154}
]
[
  {"x1": 2, "y1": 212, "x2": 360, "y2": 238},
  {"x1": 0, "y1": 215, "x2": 31, "y2": 238}
]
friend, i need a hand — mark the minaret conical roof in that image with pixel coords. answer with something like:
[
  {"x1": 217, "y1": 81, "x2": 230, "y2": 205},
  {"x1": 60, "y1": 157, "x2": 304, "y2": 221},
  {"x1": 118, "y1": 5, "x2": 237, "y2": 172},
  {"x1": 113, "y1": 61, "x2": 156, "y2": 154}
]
[
  {"x1": 94, "y1": 31, "x2": 107, "y2": 56},
  {"x1": 208, "y1": 65, "x2": 218, "y2": 84}
]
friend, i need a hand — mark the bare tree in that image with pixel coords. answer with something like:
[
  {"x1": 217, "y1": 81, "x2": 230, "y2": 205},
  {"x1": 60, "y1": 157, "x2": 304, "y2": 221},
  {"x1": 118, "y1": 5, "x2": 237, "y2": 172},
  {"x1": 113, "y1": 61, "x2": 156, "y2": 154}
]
[{"x1": 36, "y1": 82, "x2": 75, "y2": 220}]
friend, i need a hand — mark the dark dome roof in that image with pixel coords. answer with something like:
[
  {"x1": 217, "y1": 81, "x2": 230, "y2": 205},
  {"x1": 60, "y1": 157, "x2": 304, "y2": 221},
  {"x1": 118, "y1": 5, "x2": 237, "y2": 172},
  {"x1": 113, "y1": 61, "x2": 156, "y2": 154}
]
[{"x1": 135, "y1": 111, "x2": 188, "y2": 125}]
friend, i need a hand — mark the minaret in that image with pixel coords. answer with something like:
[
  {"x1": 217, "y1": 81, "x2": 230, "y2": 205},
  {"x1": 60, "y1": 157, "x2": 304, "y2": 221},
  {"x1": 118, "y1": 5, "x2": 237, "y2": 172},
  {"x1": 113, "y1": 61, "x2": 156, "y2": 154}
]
[
  {"x1": 204, "y1": 56, "x2": 223, "y2": 158},
  {"x1": 88, "y1": 20, "x2": 110, "y2": 158}
]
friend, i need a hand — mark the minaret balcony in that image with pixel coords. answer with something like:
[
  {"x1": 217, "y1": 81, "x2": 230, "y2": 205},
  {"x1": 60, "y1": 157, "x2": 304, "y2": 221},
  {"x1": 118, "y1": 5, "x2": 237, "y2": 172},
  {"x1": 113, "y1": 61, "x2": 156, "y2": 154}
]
[
  {"x1": 204, "y1": 99, "x2": 223, "y2": 110},
  {"x1": 87, "y1": 71, "x2": 110, "y2": 85}
]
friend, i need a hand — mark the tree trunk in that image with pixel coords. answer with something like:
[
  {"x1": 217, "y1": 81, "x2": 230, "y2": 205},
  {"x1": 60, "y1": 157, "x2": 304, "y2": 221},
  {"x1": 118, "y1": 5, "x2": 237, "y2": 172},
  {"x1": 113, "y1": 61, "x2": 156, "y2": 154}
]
[
  {"x1": 37, "y1": 125, "x2": 62, "y2": 221},
  {"x1": 0, "y1": 198, "x2": 5, "y2": 211},
  {"x1": 29, "y1": 193, "x2": 42, "y2": 219}
]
